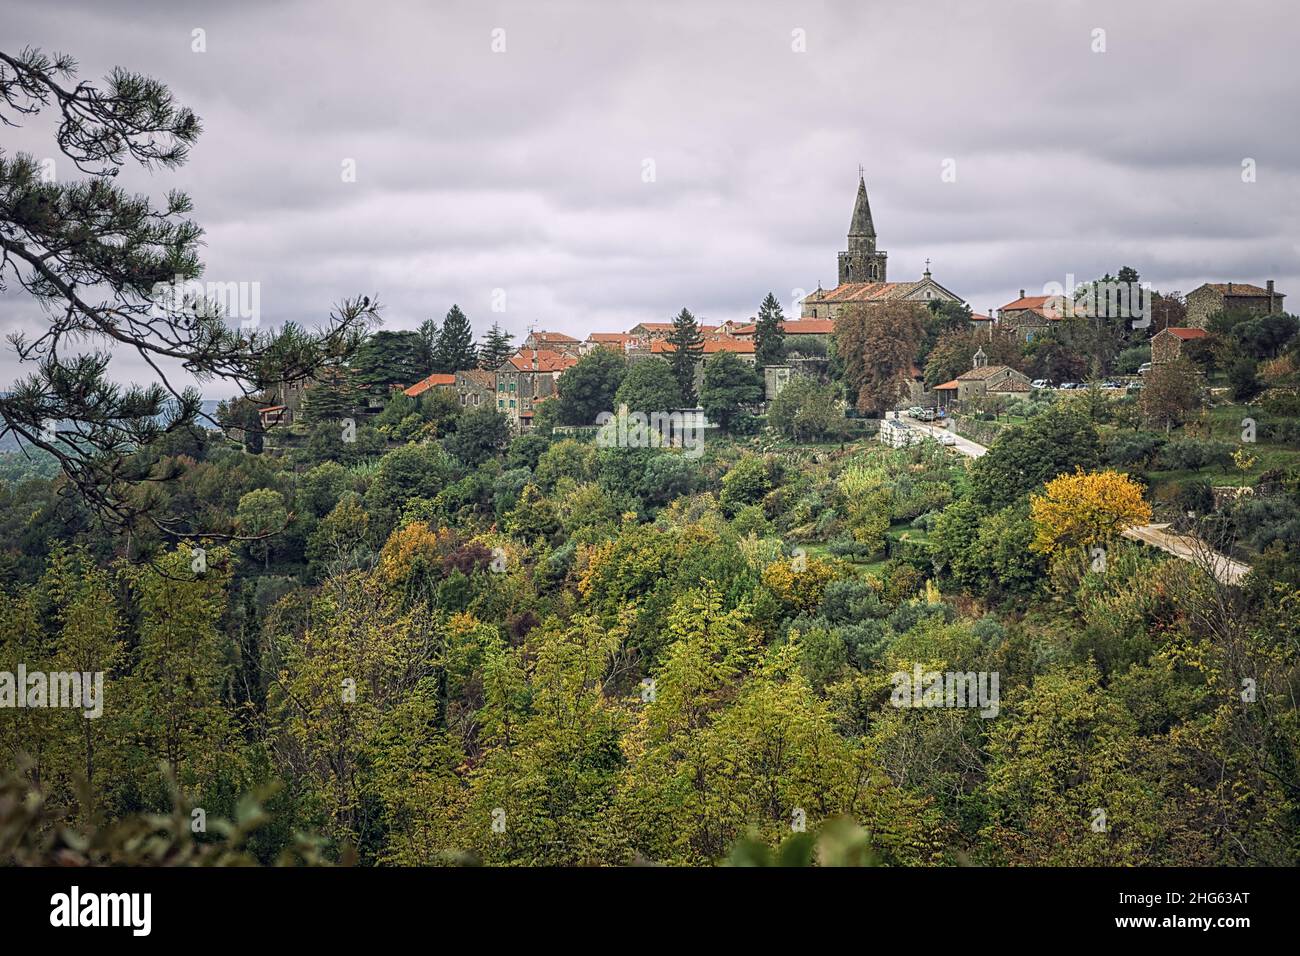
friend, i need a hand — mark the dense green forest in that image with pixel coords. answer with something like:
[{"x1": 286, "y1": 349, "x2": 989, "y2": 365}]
[{"x1": 3, "y1": 381, "x2": 1299, "y2": 865}]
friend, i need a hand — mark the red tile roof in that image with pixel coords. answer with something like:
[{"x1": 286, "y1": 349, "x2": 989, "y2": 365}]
[
  {"x1": 403, "y1": 373, "x2": 456, "y2": 397},
  {"x1": 529, "y1": 331, "x2": 580, "y2": 343},
  {"x1": 587, "y1": 332, "x2": 635, "y2": 343},
  {"x1": 934, "y1": 380, "x2": 961, "y2": 391},
  {"x1": 507, "y1": 349, "x2": 579, "y2": 373},
  {"x1": 1161, "y1": 327, "x2": 1210, "y2": 340},
  {"x1": 1000, "y1": 294, "x2": 1052, "y2": 311},
  {"x1": 651, "y1": 338, "x2": 755, "y2": 355},
  {"x1": 804, "y1": 282, "x2": 904, "y2": 304},
  {"x1": 731, "y1": 319, "x2": 834, "y2": 336},
  {"x1": 630, "y1": 322, "x2": 721, "y2": 333},
  {"x1": 970, "y1": 313, "x2": 993, "y2": 322}
]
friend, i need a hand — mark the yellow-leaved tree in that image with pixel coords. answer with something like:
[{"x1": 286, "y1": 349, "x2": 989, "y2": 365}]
[{"x1": 1029, "y1": 469, "x2": 1152, "y2": 555}]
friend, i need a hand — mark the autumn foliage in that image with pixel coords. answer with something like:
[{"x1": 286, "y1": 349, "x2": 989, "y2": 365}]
[{"x1": 1029, "y1": 469, "x2": 1153, "y2": 555}]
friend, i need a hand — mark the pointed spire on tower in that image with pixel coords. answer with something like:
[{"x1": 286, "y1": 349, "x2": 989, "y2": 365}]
[{"x1": 849, "y1": 171, "x2": 875, "y2": 238}]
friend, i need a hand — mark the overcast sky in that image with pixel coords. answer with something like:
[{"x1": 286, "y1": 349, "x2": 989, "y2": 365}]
[{"x1": 2, "y1": 0, "x2": 1298, "y2": 397}]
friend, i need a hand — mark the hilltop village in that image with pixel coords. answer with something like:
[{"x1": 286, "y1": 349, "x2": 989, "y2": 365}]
[{"x1": 251, "y1": 174, "x2": 1288, "y2": 448}]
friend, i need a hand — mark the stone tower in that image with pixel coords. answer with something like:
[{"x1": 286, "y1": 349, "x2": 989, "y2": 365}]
[{"x1": 837, "y1": 173, "x2": 888, "y2": 284}]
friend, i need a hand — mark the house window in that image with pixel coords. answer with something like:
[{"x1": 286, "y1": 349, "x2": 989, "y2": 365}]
[{"x1": 509, "y1": 399, "x2": 516, "y2": 408}]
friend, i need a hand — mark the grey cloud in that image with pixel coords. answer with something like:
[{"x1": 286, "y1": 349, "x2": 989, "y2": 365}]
[{"x1": 1, "y1": 0, "x2": 1297, "y2": 400}]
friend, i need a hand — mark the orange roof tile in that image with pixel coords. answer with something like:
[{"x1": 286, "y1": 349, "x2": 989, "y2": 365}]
[
  {"x1": 630, "y1": 322, "x2": 721, "y2": 333},
  {"x1": 507, "y1": 349, "x2": 579, "y2": 373},
  {"x1": 651, "y1": 338, "x2": 755, "y2": 355},
  {"x1": 804, "y1": 282, "x2": 904, "y2": 304},
  {"x1": 1161, "y1": 327, "x2": 1210, "y2": 340},
  {"x1": 1000, "y1": 294, "x2": 1055, "y2": 311},
  {"x1": 403, "y1": 373, "x2": 456, "y2": 397}
]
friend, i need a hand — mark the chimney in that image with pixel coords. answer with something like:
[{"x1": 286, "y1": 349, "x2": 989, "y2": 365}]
[
  {"x1": 1268, "y1": 279, "x2": 1275, "y2": 310},
  {"x1": 1019, "y1": 289, "x2": 1025, "y2": 299},
  {"x1": 531, "y1": 351, "x2": 538, "y2": 372}
]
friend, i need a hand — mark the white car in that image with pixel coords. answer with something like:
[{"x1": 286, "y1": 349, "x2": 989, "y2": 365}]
[{"x1": 937, "y1": 432, "x2": 957, "y2": 446}]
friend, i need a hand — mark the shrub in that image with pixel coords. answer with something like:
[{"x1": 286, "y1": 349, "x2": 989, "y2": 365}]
[{"x1": 1156, "y1": 437, "x2": 1234, "y2": 471}]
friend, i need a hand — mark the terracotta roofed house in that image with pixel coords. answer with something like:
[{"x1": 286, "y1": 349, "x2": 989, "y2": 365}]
[
  {"x1": 403, "y1": 372, "x2": 456, "y2": 398},
  {"x1": 496, "y1": 348, "x2": 578, "y2": 430},
  {"x1": 1151, "y1": 326, "x2": 1210, "y2": 364},
  {"x1": 998, "y1": 291, "x2": 1070, "y2": 342},
  {"x1": 581, "y1": 332, "x2": 637, "y2": 355},
  {"x1": 523, "y1": 330, "x2": 582, "y2": 356}
]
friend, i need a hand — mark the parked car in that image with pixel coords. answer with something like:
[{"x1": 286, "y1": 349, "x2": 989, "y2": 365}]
[
  {"x1": 1059, "y1": 382, "x2": 1081, "y2": 390},
  {"x1": 936, "y1": 432, "x2": 957, "y2": 446},
  {"x1": 908, "y1": 406, "x2": 925, "y2": 418},
  {"x1": 1031, "y1": 379, "x2": 1051, "y2": 389},
  {"x1": 1137, "y1": 362, "x2": 1152, "y2": 376},
  {"x1": 918, "y1": 407, "x2": 937, "y2": 421}
]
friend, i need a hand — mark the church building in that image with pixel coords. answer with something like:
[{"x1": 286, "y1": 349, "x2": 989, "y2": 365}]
[{"x1": 801, "y1": 173, "x2": 964, "y2": 320}]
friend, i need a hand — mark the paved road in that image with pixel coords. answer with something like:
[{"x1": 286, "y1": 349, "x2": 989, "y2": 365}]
[
  {"x1": 899, "y1": 416, "x2": 987, "y2": 458},
  {"x1": 898, "y1": 414, "x2": 1249, "y2": 584},
  {"x1": 1121, "y1": 523, "x2": 1250, "y2": 585}
]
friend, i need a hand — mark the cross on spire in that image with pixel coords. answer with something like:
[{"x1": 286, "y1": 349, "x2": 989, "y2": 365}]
[{"x1": 858, "y1": 164, "x2": 864, "y2": 179}]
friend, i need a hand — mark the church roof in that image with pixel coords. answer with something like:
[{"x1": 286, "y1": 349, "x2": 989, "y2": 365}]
[
  {"x1": 849, "y1": 175, "x2": 876, "y2": 238},
  {"x1": 805, "y1": 281, "x2": 905, "y2": 304},
  {"x1": 805, "y1": 277, "x2": 961, "y2": 305},
  {"x1": 989, "y1": 378, "x2": 1031, "y2": 393},
  {"x1": 957, "y1": 364, "x2": 1014, "y2": 382}
]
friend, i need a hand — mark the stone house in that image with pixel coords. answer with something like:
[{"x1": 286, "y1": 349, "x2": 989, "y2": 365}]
[
  {"x1": 730, "y1": 319, "x2": 834, "y2": 359},
  {"x1": 1185, "y1": 281, "x2": 1286, "y2": 328},
  {"x1": 496, "y1": 348, "x2": 578, "y2": 430},
  {"x1": 1151, "y1": 326, "x2": 1210, "y2": 364},
  {"x1": 523, "y1": 331, "x2": 582, "y2": 356},
  {"x1": 581, "y1": 332, "x2": 637, "y2": 355},
  {"x1": 997, "y1": 291, "x2": 1069, "y2": 342},
  {"x1": 626, "y1": 321, "x2": 721, "y2": 341},
  {"x1": 932, "y1": 348, "x2": 1031, "y2": 408},
  {"x1": 453, "y1": 368, "x2": 496, "y2": 409}
]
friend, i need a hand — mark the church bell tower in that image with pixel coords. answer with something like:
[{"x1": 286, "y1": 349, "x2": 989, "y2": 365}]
[{"x1": 837, "y1": 171, "x2": 888, "y2": 285}]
